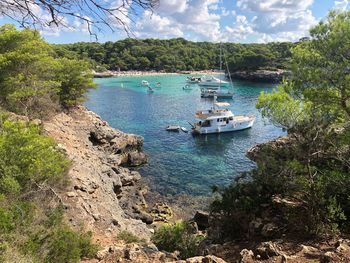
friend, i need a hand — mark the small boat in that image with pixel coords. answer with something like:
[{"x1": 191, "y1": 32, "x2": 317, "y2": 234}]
[
  {"x1": 198, "y1": 75, "x2": 229, "y2": 87},
  {"x1": 166, "y1": 125, "x2": 180, "y2": 132},
  {"x1": 181, "y1": 127, "x2": 188, "y2": 133},
  {"x1": 141, "y1": 80, "x2": 149, "y2": 86},
  {"x1": 192, "y1": 96, "x2": 255, "y2": 134},
  {"x1": 156, "y1": 82, "x2": 161, "y2": 87},
  {"x1": 186, "y1": 76, "x2": 201, "y2": 84},
  {"x1": 183, "y1": 84, "x2": 192, "y2": 90},
  {"x1": 201, "y1": 88, "x2": 233, "y2": 99}
]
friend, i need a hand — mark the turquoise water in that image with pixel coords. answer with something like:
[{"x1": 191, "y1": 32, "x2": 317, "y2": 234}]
[{"x1": 85, "y1": 74, "x2": 284, "y2": 196}]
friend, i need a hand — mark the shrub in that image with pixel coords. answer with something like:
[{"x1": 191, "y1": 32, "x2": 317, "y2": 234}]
[
  {"x1": 116, "y1": 230, "x2": 145, "y2": 244},
  {"x1": 152, "y1": 221, "x2": 204, "y2": 259}
]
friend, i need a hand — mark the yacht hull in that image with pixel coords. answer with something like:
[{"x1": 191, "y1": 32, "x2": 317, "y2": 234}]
[{"x1": 193, "y1": 118, "x2": 255, "y2": 135}]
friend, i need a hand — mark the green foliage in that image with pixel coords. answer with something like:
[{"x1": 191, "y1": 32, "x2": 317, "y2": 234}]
[
  {"x1": 0, "y1": 118, "x2": 97, "y2": 262},
  {"x1": 212, "y1": 10, "x2": 350, "y2": 240},
  {"x1": 0, "y1": 24, "x2": 95, "y2": 117},
  {"x1": 152, "y1": 221, "x2": 204, "y2": 259},
  {"x1": 0, "y1": 120, "x2": 69, "y2": 194},
  {"x1": 61, "y1": 38, "x2": 293, "y2": 72},
  {"x1": 56, "y1": 58, "x2": 96, "y2": 108},
  {"x1": 46, "y1": 227, "x2": 97, "y2": 263},
  {"x1": 116, "y1": 230, "x2": 146, "y2": 244}
]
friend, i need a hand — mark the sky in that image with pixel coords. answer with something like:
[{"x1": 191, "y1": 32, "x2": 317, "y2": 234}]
[{"x1": 1, "y1": 0, "x2": 349, "y2": 44}]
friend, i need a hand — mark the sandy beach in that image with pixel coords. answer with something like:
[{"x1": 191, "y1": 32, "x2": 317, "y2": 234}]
[{"x1": 93, "y1": 69, "x2": 223, "y2": 78}]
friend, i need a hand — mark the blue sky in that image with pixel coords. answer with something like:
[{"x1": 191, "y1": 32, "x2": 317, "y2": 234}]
[{"x1": 1, "y1": 0, "x2": 349, "y2": 43}]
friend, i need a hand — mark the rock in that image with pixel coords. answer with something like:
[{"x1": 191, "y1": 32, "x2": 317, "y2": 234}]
[
  {"x1": 256, "y1": 241, "x2": 283, "y2": 259},
  {"x1": 186, "y1": 255, "x2": 227, "y2": 263},
  {"x1": 240, "y1": 249, "x2": 255, "y2": 263},
  {"x1": 96, "y1": 247, "x2": 110, "y2": 260},
  {"x1": 66, "y1": 191, "x2": 77, "y2": 197},
  {"x1": 128, "y1": 151, "x2": 148, "y2": 166},
  {"x1": 42, "y1": 106, "x2": 153, "y2": 244},
  {"x1": 150, "y1": 203, "x2": 173, "y2": 222},
  {"x1": 261, "y1": 222, "x2": 279, "y2": 238},
  {"x1": 193, "y1": 211, "x2": 209, "y2": 230},
  {"x1": 137, "y1": 211, "x2": 154, "y2": 224}
]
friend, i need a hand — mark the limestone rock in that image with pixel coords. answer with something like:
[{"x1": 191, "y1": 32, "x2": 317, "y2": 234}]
[
  {"x1": 240, "y1": 249, "x2": 254, "y2": 263},
  {"x1": 128, "y1": 151, "x2": 148, "y2": 166},
  {"x1": 186, "y1": 255, "x2": 227, "y2": 263},
  {"x1": 42, "y1": 106, "x2": 152, "y2": 243},
  {"x1": 193, "y1": 211, "x2": 209, "y2": 230}
]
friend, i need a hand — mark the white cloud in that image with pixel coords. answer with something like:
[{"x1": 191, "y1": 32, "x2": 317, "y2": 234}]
[
  {"x1": 334, "y1": 0, "x2": 349, "y2": 11},
  {"x1": 235, "y1": 0, "x2": 317, "y2": 42},
  {"x1": 134, "y1": 10, "x2": 183, "y2": 39},
  {"x1": 157, "y1": 0, "x2": 188, "y2": 14},
  {"x1": 223, "y1": 15, "x2": 254, "y2": 42}
]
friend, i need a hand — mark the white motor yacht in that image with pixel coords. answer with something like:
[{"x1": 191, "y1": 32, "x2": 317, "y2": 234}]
[{"x1": 192, "y1": 98, "x2": 255, "y2": 134}]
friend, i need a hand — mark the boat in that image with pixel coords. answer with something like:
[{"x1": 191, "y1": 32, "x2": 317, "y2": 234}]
[
  {"x1": 200, "y1": 88, "x2": 233, "y2": 99},
  {"x1": 198, "y1": 75, "x2": 229, "y2": 87},
  {"x1": 166, "y1": 125, "x2": 180, "y2": 132},
  {"x1": 183, "y1": 84, "x2": 192, "y2": 90},
  {"x1": 141, "y1": 80, "x2": 149, "y2": 86},
  {"x1": 181, "y1": 127, "x2": 188, "y2": 133},
  {"x1": 186, "y1": 76, "x2": 201, "y2": 84},
  {"x1": 156, "y1": 82, "x2": 161, "y2": 88},
  {"x1": 192, "y1": 96, "x2": 255, "y2": 134}
]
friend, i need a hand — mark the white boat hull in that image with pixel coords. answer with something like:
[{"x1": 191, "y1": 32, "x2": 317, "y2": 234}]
[
  {"x1": 193, "y1": 117, "x2": 255, "y2": 134},
  {"x1": 198, "y1": 82, "x2": 229, "y2": 87}
]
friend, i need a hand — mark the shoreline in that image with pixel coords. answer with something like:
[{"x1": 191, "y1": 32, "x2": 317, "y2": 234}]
[{"x1": 93, "y1": 69, "x2": 223, "y2": 78}]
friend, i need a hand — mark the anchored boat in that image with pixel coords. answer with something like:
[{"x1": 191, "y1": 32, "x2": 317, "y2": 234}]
[{"x1": 192, "y1": 97, "x2": 255, "y2": 134}]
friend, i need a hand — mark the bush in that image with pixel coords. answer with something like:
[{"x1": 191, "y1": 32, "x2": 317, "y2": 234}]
[
  {"x1": 46, "y1": 227, "x2": 97, "y2": 263},
  {"x1": 152, "y1": 221, "x2": 204, "y2": 259},
  {"x1": 116, "y1": 230, "x2": 145, "y2": 244}
]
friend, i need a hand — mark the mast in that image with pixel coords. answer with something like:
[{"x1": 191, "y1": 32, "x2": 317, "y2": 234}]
[{"x1": 219, "y1": 43, "x2": 222, "y2": 89}]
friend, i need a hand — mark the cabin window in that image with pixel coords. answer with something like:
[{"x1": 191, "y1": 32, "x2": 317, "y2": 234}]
[{"x1": 217, "y1": 119, "x2": 220, "y2": 122}]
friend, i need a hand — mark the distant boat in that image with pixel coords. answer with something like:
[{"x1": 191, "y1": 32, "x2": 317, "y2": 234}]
[
  {"x1": 186, "y1": 76, "x2": 201, "y2": 84},
  {"x1": 156, "y1": 82, "x2": 161, "y2": 87},
  {"x1": 181, "y1": 127, "x2": 188, "y2": 133},
  {"x1": 166, "y1": 125, "x2": 180, "y2": 132},
  {"x1": 200, "y1": 88, "x2": 233, "y2": 99},
  {"x1": 141, "y1": 80, "x2": 149, "y2": 86},
  {"x1": 183, "y1": 84, "x2": 192, "y2": 90},
  {"x1": 198, "y1": 75, "x2": 229, "y2": 87}
]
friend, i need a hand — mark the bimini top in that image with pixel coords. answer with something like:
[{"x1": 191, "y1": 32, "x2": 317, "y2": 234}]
[{"x1": 215, "y1": 102, "x2": 230, "y2": 107}]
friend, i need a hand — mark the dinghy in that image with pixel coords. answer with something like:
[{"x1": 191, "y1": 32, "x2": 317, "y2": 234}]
[{"x1": 166, "y1": 125, "x2": 180, "y2": 132}]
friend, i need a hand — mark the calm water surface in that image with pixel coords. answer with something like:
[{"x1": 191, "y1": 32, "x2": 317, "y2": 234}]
[{"x1": 86, "y1": 74, "x2": 284, "y2": 196}]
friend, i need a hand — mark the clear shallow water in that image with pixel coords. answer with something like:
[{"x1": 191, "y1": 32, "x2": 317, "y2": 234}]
[{"x1": 86, "y1": 74, "x2": 284, "y2": 196}]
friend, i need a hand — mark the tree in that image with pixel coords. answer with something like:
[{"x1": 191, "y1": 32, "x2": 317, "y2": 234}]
[
  {"x1": 256, "y1": 10, "x2": 350, "y2": 236},
  {"x1": 0, "y1": 25, "x2": 60, "y2": 117},
  {"x1": 0, "y1": 0, "x2": 158, "y2": 38}
]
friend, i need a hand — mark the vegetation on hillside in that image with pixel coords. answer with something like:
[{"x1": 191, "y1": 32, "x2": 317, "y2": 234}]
[
  {"x1": 0, "y1": 25, "x2": 98, "y2": 262},
  {"x1": 61, "y1": 39, "x2": 294, "y2": 72},
  {"x1": 0, "y1": 25, "x2": 95, "y2": 118},
  {"x1": 211, "y1": 11, "x2": 350, "y2": 240}
]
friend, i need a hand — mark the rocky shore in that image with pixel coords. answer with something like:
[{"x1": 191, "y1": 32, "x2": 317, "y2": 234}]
[
  {"x1": 41, "y1": 108, "x2": 350, "y2": 263},
  {"x1": 229, "y1": 69, "x2": 291, "y2": 83}
]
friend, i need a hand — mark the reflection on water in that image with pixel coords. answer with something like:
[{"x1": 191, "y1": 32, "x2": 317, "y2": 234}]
[{"x1": 86, "y1": 74, "x2": 284, "y2": 196}]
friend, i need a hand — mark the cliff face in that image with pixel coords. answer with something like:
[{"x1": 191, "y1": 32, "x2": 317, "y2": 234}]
[{"x1": 43, "y1": 106, "x2": 150, "y2": 244}]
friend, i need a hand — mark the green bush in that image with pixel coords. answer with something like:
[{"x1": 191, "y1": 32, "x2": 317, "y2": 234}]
[
  {"x1": 117, "y1": 230, "x2": 145, "y2": 244},
  {"x1": 46, "y1": 227, "x2": 97, "y2": 263},
  {"x1": 152, "y1": 221, "x2": 204, "y2": 259}
]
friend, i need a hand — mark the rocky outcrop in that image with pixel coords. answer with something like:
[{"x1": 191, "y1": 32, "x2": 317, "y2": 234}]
[
  {"x1": 43, "y1": 106, "x2": 151, "y2": 244},
  {"x1": 229, "y1": 69, "x2": 291, "y2": 83}
]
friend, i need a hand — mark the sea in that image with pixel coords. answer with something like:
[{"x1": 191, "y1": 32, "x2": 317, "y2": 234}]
[{"x1": 85, "y1": 74, "x2": 285, "y2": 196}]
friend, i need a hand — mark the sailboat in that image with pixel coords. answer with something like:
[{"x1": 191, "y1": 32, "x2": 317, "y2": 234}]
[{"x1": 200, "y1": 45, "x2": 234, "y2": 99}]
